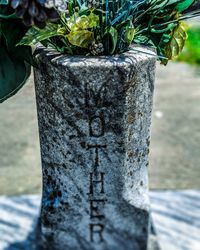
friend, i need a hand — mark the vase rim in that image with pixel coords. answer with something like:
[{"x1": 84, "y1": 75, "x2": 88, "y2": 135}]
[{"x1": 34, "y1": 45, "x2": 156, "y2": 67}]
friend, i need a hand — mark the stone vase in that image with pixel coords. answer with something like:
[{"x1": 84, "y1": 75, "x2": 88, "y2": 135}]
[{"x1": 34, "y1": 47, "x2": 156, "y2": 250}]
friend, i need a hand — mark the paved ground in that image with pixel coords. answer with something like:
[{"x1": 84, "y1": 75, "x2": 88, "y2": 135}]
[
  {"x1": 0, "y1": 190, "x2": 199, "y2": 250},
  {"x1": 0, "y1": 61, "x2": 200, "y2": 195},
  {"x1": 149, "y1": 62, "x2": 200, "y2": 189},
  {"x1": 0, "y1": 73, "x2": 41, "y2": 196}
]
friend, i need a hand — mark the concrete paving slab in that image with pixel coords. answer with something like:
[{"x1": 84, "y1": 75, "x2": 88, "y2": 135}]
[{"x1": 149, "y1": 62, "x2": 200, "y2": 189}]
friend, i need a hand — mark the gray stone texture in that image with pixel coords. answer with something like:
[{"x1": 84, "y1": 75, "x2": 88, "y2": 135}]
[{"x1": 34, "y1": 47, "x2": 156, "y2": 250}]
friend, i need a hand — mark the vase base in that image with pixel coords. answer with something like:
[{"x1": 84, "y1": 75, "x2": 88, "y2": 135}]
[{"x1": 33, "y1": 217, "x2": 161, "y2": 250}]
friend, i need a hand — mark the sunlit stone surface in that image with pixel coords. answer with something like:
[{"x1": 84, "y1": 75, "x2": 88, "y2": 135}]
[{"x1": 33, "y1": 47, "x2": 156, "y2": 250}]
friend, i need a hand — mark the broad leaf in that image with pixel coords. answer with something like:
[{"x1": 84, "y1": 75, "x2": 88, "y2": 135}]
[
  {"x1": 0, "y1": 7, "x2": 32, "y2": 102},
  {"x1": 19, "y1": 24, "x2": 59, "y2": 46},
  {"x1": 103, "y1": 27, "x2": 118, "y2": 54},
  {"x1": 164, "y1": 22, "x2": 188, "y2": 62},
  {"x1": 1, "y1": 19, "x2": 27, "y2": 50},
  {"x1": 0, "y1": 44, "x2": 31, "y2": 103},
  {"x1": 0, "y1": 4, "x2": 15, "y2": 17},
  {"x1": 68, "y1": 12, "x2": 99, "y2": 31},
  {"x1": 176, "y1": 0, "x2": 195, "y2": 12},
  {"x1": 67, "y1": 30, "x2": 94, "y2": 48}
]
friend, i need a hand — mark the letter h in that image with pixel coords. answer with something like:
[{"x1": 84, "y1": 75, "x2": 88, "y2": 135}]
[{"x1": 89, "y1": 172, "x2": 105, "y2": 195}]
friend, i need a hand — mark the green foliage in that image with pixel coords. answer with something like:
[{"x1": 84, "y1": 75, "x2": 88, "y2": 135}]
[
  {"x1": 0, "y1": 5, "x2": 32, "y2": 103},
  {"x1": 103, "y1": 27, "x2": 118, "y2": 54},
  {"x1": 164, "y1": 22, "x2": 188, "y2": 61},
  {"x1": 178, "y1": 26, "x2": 200, "y2": 64},
  {"x1": 153, "y1": 21, "x2": 188, "y2": 65},
  {"x1": 0, "y1": 44, "x2": 31, "y2": 103},
  {"x1": 18, "y1": 0, "x2": 198, "y2": 59},
  {"x1": 176, "y1": 0, "x2": 195, "y2": 12},
  {"x1": 18, "y1": 23, "x2": 59, "y2": 46},
  {"x1": 0, "y1": 0, "x2": 199, "y2": 102},
  {"x1": 149, "y1": 0, "x2": 195, "y2": 12},
  {"x1": 66, "y1": 12, "x2": 99, "y2": 48}
]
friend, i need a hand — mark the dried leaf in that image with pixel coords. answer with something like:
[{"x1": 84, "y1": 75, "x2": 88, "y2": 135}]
[{"x1": 164, "y1": 21, "x2": 188, "y2": 61}]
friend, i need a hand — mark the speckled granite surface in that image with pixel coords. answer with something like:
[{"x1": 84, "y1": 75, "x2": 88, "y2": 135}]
[{"x1": 34, "y1": 47, "x2": 156, "y2": 249}]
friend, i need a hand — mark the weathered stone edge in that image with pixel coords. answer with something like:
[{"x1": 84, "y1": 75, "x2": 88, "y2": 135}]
[{"x1": 34, "y1": 46, "x2": 157, "y2": 68}]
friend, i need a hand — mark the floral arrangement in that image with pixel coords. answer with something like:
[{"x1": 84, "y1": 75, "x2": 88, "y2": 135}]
[{"x1": 0, "y1": 0, "x2": 199, "y2": 102}]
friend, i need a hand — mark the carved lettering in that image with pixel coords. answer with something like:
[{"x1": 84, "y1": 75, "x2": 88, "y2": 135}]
[
  {"x1": 90, "y1": 199, "x2": 106, "y2": 219},
  {"x1": 87, "y1": 144, "x2": 107, "y2": 167},
  {"x1": 84, "y1": 83, "x2": 107, "y2": 108},
  {"x1": 89, "y1": 172, "x2": 105, "y2": 195},
  {"x1": 90, "y1": 223, "x2": 105, "y2": 243},
  {"x1": 86, "y1": 83, "x2": 107, "y2": 243},
  {"x1": 89, "y1": 113, "x2": 105, "y2": 138}
]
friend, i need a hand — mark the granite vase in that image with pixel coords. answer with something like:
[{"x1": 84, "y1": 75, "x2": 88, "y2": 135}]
[{"x1": 34, "y1": 47, "x2": 156, "y2": 250}]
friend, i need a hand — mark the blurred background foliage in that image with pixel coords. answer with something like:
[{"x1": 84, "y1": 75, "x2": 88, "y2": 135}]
[
  {"x1": 178, "y1": 22, "x2": 200, "y2": 64},
  {"x1": 177, "y1": 1, "x2": 200, "y2": 65}
]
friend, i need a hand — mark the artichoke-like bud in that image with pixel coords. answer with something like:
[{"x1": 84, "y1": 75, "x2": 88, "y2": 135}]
[
  {"x1": 90, "y1": 41, "x2": 104, "y2": 55},
  {"x1": 10, "y1": 0, "x2": 66, "y2": 28},
  {"x1": 45, "y1": 0, "x2": 68, "y2": 12},
  {"x1": 86, "y1": 0, "x2": 100, "y2": 9}
]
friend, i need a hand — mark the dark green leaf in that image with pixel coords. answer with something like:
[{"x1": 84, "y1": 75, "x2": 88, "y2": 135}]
[
  {"x1": 176, "y1": 0, "x2": 195, "y2": 12},
  {"x1": 0, "y1": 43, "x2": 31, "y2": 103},
  {"x1": 1, "y1": 19, "x2": 28, "y2": 50},
  {"x1": 103, "y1": 27, "x2": 118, "y2": 54},
  {"x1": 18, "y1": 23, "x2": 59, "y2": 46}
]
